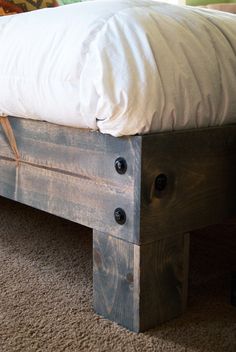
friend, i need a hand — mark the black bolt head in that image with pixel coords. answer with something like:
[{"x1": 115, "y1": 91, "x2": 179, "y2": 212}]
[
  {"x1": 115, "y1": 157, "x2": 127, "y2": 175},
  {"x1": 155, "y1": 174, "x2": 168, "y2": 192},
  {"x1": 114, "y1": 208, "x2": 126, "y2": 225}
]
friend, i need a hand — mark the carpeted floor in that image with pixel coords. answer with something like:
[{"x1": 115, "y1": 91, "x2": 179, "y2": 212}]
[{"x1": 0, "y1": 196, "x2": 235, "y2": 352}]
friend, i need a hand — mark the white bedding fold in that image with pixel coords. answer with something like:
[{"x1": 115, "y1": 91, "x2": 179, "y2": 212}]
[{"x1": 0, "y1": 0, "x2": 236, "y2": 136}]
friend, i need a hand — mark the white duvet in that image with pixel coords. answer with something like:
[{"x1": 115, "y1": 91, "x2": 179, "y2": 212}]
[{"x1": 0, "y1": 0, "x2": 236, "y2": 136}]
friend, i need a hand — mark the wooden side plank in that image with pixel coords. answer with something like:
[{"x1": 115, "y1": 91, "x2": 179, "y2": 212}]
[
  {"x1": 0, "y1": 158, "x2": 138, "y2": 240},
  {"x1": 0, "y1": 117, "x2": 142, "y2": 243},
  {"x1": 93, "y1": 230, "x2": 189, "y2": 332},
  {"x1": 1, "y1": 118, "x2": 236, "y2": 245},
  {"x1": 141, "y1": 125, "x2": 236, "y2": 243},
  {"x1": 0, "y1": 117, "x2": 141, "y2": 183},
  {"x1": 0, "y1": 116, "x2": 20, "y2": 161}
]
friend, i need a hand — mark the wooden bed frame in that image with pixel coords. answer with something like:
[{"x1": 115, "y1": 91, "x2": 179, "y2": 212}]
[{"x1": 0, "y1": 116, "x2": 236, "y2": 332}]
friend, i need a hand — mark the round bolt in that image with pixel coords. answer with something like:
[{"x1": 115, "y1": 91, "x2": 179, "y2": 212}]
[
  {"x1": 115, "y1": 157, "x2": 127, "y2": 175},
  {"x1": 155, "y1": 174, "x2": 168, "y2": 192},
  {"x1": 114, "y1": 208, "x2": 126, "y2": 225}
]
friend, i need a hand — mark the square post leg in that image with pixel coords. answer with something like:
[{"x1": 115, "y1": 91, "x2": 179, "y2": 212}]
[{"x1": 93, "y1": 230, "x2": 189, "y2": 332}]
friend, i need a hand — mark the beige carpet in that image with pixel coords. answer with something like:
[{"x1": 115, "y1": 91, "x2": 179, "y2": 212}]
[{"x1": 0, "y1": 197, "x2": 235, "y2": 352}]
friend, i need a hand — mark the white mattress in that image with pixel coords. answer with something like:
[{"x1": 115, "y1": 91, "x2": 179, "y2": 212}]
[{"x1": 0, "y1": 0, "x2": 236, "y2": 136}]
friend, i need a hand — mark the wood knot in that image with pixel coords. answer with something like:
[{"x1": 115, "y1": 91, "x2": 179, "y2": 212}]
[{"x1": 126, "y1": 272, "x2": 133, "y2": 283}]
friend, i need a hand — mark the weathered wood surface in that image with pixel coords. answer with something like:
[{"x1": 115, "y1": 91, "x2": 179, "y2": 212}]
[
  {"x1": 0, "y1": 117, "x2": 141, "y2": 181},
  {"x1": 140, "y1": 125, "x2": 236, "y2": 243},
  {"x1": 1, "y1": 117, "x2": 235, "y2": 331},
  {"x1": 0, "y1": 116, "x2": 20, "y2": 161},
  {"x1": 1, "y1": 118, "x2": 236, "y2": 245},
  {"x1": 0, "y1": 117, "x2": 141, "y2": 242},
  {"x1": 93, "y1": 230, "x2": 189, "y2": 332}
]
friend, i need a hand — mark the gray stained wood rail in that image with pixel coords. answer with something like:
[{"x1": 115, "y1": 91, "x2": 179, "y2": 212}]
[{"x1": 0, "y1": 117, "x2": 236, "y2": 331}]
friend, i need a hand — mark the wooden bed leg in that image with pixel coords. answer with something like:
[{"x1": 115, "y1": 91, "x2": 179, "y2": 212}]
[{"x1": 93, "y1": 230, "x2": 189, "y2": 332}]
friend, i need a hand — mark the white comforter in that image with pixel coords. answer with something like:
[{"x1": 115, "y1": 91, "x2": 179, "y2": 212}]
[{"x1": 0, "y1": 0, "x2": 236, "y2": 136}]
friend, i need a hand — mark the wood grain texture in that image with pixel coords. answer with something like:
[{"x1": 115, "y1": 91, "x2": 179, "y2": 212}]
[
  {"x1": 93, "y1": 231, "x2": 136, "y2": 330},
  {"x1": 1, "y1": 118, "x2": 236, "y2": 246},
  {"x1": 0, "y1": 116, "x2": 20, "y2": 161},
  {"x1": 0, "y1": 117, "x2": 141, "y2": 182},
  {"x1": 0, "y1": 117, "x2": 142, "y2": 243},
  {"x1": 140, "y1": 125, "x2": 236, "y2": 243},
  {"x1": 93, "y1": 230, "x2": 189, "y2": 332},
  {"x1": 138, "y1": 233, "x2": 189, "y2": 331},
  {"x1": 1, "y1": 117, "x2": 234, "y2": 331}
]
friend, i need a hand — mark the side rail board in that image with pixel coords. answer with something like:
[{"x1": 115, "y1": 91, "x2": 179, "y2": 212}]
[
  {"x1": 0, "y1": 117, "x2": 142, "y2": 243},
  {"x1": 0, "y1": 117, "x2": 236, "y2": 244}
]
